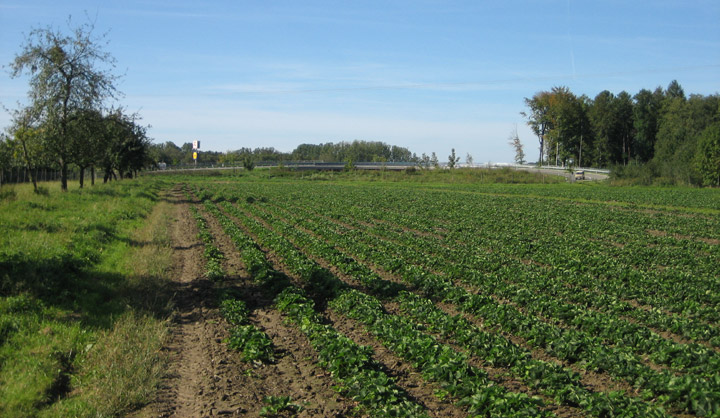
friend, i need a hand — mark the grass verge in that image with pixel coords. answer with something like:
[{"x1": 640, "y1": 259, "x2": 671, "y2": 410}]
[{"x1": 0, "y1": 179, "x2": 174, "y2": 417}]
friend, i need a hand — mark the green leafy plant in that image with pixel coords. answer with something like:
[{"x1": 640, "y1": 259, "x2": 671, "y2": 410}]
[
  {"x1": 220, "y1": 299, "x2": 249, "y2": 326},
  {"x1": 260, "y1": 395, "x2": 303, "y2": 416},
  {"x1": 226, "y1": 325, "x2": 274, "y2": 363}
]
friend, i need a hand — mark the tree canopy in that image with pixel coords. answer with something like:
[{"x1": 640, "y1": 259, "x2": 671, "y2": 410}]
[
  {"x1": 522, "y1": 81, "x2": 720, "y2": 186},
  {"x1": 4, "y1": 18, "x2": 151, "y2": 190}
]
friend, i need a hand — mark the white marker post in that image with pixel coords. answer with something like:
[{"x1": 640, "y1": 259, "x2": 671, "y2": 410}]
[{"x1": 192, "y1": 141, "x2": 200, "y2": 167}]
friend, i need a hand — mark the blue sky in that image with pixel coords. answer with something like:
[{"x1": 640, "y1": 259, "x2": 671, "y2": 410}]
[{"x1": 1, "y1": 0, "x2": 718, "y2": 163}]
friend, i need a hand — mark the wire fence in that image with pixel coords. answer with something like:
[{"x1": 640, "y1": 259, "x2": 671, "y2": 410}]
[{"x1": 0, "y1": 167, "x2": 96, "y2": 186}]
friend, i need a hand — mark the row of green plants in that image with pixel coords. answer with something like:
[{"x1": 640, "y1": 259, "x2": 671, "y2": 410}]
[
  {"x1": 188, "y1": 204, "x2": 225, "y2": 280},
  {"x1": 228, "y1": 185, "x2": 718, "y2": 417},
  {"x1": 214, "y1": 197, "x2": 557, "y2": 417},
  {"x1": 275, "y1": 287, "x2": 429, "y2": 417},
  {"x1": 187, "y1": 197, "x2": 275, "y2": 363},
  {"x1": 316, "y1": 185, "x2": 719, "y2": 310},
  {"x1": 188, "y1": 179, "x2": 719, "y2": 416},
  {"x1": 395, "y1": 291, "x2": 670, "y2": 418},
  {"x1": 268, "y1": 182, "x2": 719, "y2": 334},
  {"x1": 199, "y1": 197, "x2": 429, "y2": 417},
  {"x1": 427, "y1": 182, "x2": 720, "y2": 211},
  {"x1": 237, "y1": 192, "x2": 671, "y2": 417},
  {"x1": 375, "y1": 208, "x2": 719, "y2": 348},
  {"x1": 286, "y1": 200, "x2": 719, "y2": 416},
  {"x1": 328, "y1": 201, "x2": 720, "y2": 372},
  {"x1": 331, "y1": 289, "x2": 549, "y2": 418}
]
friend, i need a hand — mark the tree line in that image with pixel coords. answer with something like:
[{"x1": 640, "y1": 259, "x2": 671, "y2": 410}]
[
  {"x1": 151, "y1": 140, "x2": 416, "y2": 167},
  {"x1": 0, "y1": 20, "x2": 151, "y2": 192},
  {"x1": 523, "y1": 81, "x2": 720, "y2": 186}
]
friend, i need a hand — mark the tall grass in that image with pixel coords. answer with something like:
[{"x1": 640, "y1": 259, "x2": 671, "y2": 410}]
[{"x1": 0, "y1": 179, "x2": 173, "y2": 417}]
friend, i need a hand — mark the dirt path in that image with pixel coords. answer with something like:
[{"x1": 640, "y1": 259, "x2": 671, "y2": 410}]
[
  {"x1": 135, "y1": 187, "x2": 358, "y2": 417},
  {"x1": 136, "y1": 188, "x2": 246, "y2": 417}
]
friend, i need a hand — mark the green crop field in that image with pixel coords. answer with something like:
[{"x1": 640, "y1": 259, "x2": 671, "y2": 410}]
[
  {"x1": 187, "y1": 175, "x2": 720, "y2": 417},
  {"x1": 2, "y1": 173, "x2": 719, "y2": 417}
]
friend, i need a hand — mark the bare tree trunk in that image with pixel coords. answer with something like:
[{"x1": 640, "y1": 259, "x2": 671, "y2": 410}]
[
  {"x1": 90, "y1": 165, "x2": 95, "y2": 186},
  {"x1": 79, "y1": 166, "x2": 85, "y2": 188},
  {"x1": 30, "y1": 168, "x2": 38, "y2": 193},
  {"x1": 539, "y1": 138, "x2": 543, "y2": 166},
  {"x1": 60, "y1": 159, "x2": 68, "y2": 192},
  {"x1": 19, "y1": 136, "x2": 38, "y2": 193}
]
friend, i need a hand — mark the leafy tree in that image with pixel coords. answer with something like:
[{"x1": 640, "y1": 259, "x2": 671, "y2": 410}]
[
  {"x1": 390, "y1": 145, "x2": 412, "y2": 161},
  {"x1": 654, "y1": 94, "x2": 689, "y2": 164},
  {"x1": 696, "y1": 122, "x2": 720, "y2": 186},
  {"x1": 521, "y1": 91, "x2": 554, "y2": 165},
  {"x1": 10, "y1": 18, "x2": 119, "y2": 191},
  {"x1": 180, "y1": 142, "x2": 196, "y2": 164},
  {"x1": 522, "y1": 80, "x2": 718, "y2": 184},
  {"x1": 465, "y1": 152, "x2": 474, "y2": 167},
  {"x1": 430, "y1": 152, "x2": 440, "y2": 169},
  {"x1": 508, "y1": 127, "x2": 525, "y2": 164},
  {"x1": 632, "y1": 87, "x2": 664, "y2": 163},
  {"x1": 289, "y1": 140, "x2": 412, "y2": 162},
  {"x1": 253, "y1": 147, "x2": 286, "y2": 162},
  {"x1": 589, "y1": 90, "x2": 626, "y2": 167},
  {"x1": 665, "y1": 79, "x2": 685, "y2": 100},
  {"x1": 0, "y1": 136, "x2": 13, "y2": 186},
  {"x1": 546, "y1": 88, "x2": 590, "y2": 166},
  {"x1": 447, "y1": 148, "x2": 459, "y2": 168},
  {"x1": 243, "y1": 153, "x2": 255, "y2": 171},
  {"x1": 67, "y1": 108, "x2": 105, "y2": 187},
  {"x1": 615, "y1": 91, "x2": 634, "y2": 165},
  {"x1": 152, "y1": 141, "x2": 184, "y2": 165},
  {"x1": 418, "y1": 153, "x2": 431, "y2": 170},
  {"x1": 98, "y1": 110, "x2": 151, "y2": 181},
  {"x1": 588, "y1": 91, "x2": 611, "y2": 166},
  {"x1": 6, "y1": 108, "x2": 48, "y2": 192}
]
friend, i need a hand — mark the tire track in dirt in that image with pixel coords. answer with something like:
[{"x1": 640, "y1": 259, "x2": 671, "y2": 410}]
[{"x1": 135, "y1": 187, "x2": 249, "y2": 417}]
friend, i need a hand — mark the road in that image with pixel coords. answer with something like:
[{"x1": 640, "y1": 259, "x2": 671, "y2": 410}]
[{"x1": 515, "y1": 166, "x2": 609, "y2": 181}]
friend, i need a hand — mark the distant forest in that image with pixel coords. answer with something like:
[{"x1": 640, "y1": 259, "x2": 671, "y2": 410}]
[
  {"x1": 151, "y1": 140, "x2": 416, "y2": 166},
  {"x1": 523, "y1": 80, "x2": 720, "y2": 186}
]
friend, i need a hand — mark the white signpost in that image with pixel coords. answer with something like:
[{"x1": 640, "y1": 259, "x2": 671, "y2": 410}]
[{"x1": 192, "y1": 141, "x2": 200, "y2": 166}]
